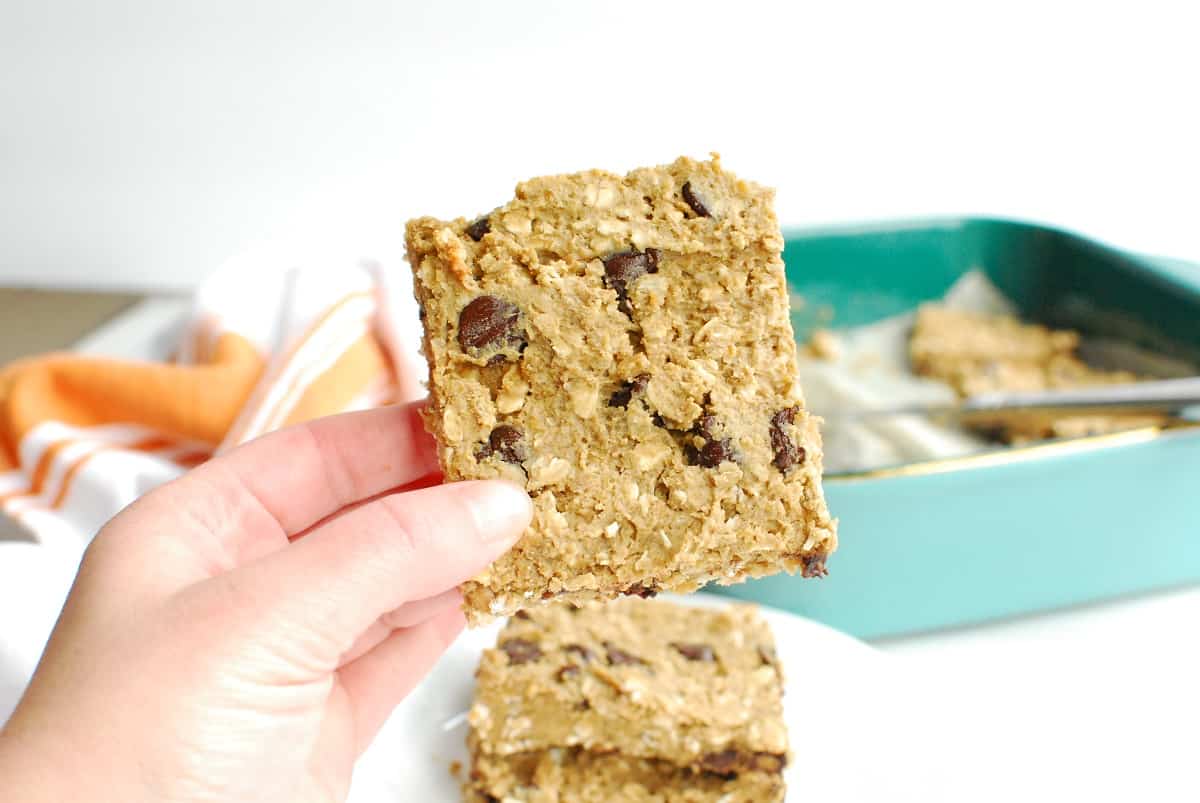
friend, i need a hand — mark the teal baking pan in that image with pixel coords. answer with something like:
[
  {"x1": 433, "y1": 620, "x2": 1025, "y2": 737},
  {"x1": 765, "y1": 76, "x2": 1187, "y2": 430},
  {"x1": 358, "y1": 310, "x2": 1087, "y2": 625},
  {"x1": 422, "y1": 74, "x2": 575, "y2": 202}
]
[{"x1": 708, "y1": 218, "x2": 1200, "y2": 639}]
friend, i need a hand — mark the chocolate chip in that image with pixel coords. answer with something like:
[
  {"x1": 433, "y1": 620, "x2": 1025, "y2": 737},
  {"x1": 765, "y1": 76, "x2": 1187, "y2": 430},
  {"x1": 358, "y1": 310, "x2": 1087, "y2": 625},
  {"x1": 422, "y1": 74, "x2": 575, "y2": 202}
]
[
  {"x1": 564, "y1": 644, "x2": 594, "y2": 663},
  {"x1": 769, "y1": 406, "x2": 806, "y2": 473},
  {"x1": 465, "y1": 216, "x2": 491, "y2": 242},
  {"x1": 555, "y1": 664, "x2": 581, "y2": 682},
  {"x1": 671, "y1": 643, "x2": 716, "y2": 662},
  {"x1": 801, "y1": 552, "x2": 829, "y2": 579},
  {"x1": 697, "y1": 750, "x2": 785, "y2": 778},
  {"x1": 769, "y1": 406, "x2": 796, "y2": 430},
  {"x1": 651, "y1": 413, "x2": 667, "y2": 429},
  {"x1": 782, "y1": 445, "x2": 806, "y2": 471},
  {"x1": 604, "y1": 642, "x2": 646, "y2": 667},
  {"x1": 608, "y1": 373, "x2": 651, "y2": 408},
  {"x1": 487, "y1": 425, "x2": 526, "y2": 465},
  {"x1": 700, "y1": 750, "x2": 739, "y2": 775},
  {"x1": 686, "y1": 415, "x2": 736, "y2": 468},
  {"x1": 695, "y1": 414, "x2": 720, "y2": 440},
  {"x1": 499, "y1": 638, "x2": 542, "y2": 665},
  {"x1": 458, "y1": 296, "x2": 525, "y2": 355},
  {"x1": 693, "y1": 438, "x2": 735, "y2": 468},
  {"x1": 681, "y1": 181, "x2": 711, "y2": 217},
  {"x1": 512, "y1": 610, "x2": 531, "y2": 620},
  {"x1": 602, "y1": 249, "x2": 660, "y2": 312},
  {"x1": 623, "y1": 582, "x2": 658, "y2": 599},
  {"x1": 608, "y1": 388, "x2": 631, "y2": 408}
]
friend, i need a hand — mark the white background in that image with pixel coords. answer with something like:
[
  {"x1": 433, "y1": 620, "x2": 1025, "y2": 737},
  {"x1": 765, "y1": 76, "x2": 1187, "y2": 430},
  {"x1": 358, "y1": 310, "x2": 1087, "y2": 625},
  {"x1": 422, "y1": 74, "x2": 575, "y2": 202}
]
[
  {"x1": 2, "y1": 0, "x2": 1199, "y2": 290},
  {"x1": 2, "y1": 2, "x2": 1200, "y2": 800}
]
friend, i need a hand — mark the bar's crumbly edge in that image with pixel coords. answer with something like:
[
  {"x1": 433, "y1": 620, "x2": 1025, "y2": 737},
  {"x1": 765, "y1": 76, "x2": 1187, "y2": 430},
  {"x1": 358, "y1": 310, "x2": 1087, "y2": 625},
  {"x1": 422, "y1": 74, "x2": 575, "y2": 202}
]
[{"x1": 464, "y1": 743, "x2": 787, "y2": 803}]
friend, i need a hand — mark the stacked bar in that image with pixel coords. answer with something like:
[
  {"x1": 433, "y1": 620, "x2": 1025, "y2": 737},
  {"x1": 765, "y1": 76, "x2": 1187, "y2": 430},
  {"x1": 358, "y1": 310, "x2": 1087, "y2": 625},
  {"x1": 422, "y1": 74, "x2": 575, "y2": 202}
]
[{"x1": 465, "y1": 599, "x2": 789, "y2": 802}]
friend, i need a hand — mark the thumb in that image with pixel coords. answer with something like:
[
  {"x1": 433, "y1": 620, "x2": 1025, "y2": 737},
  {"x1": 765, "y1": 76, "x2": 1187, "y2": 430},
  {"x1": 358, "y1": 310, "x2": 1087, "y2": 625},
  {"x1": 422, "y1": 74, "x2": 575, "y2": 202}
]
[{"x1": 202, "y1": 480, "x2": 530, "y2": 661}]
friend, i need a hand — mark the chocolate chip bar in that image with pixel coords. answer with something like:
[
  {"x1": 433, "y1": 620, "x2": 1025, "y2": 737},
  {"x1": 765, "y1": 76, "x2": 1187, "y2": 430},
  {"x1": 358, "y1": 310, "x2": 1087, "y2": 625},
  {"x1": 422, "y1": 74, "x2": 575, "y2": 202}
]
[
  {"x1": 406, "y1": 155, "x2": 836, "y2": 624},
  {"x1": 465, "y1": 599, "x2": 789, "y2": 802},
  {"x1": 910, "y1": 305, "x2": 1162, "y2": 441}
]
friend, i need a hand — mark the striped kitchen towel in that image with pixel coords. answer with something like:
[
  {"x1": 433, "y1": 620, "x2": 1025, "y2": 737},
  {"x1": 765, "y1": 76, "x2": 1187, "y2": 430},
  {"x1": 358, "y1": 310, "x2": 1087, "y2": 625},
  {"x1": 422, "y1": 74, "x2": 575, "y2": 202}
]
[
  {"x1": 0, "y1": 245, "x2": 427, "y2": 722},
  {"x1": 0, "y1": 248, "x2": 426, "y2": 553}
]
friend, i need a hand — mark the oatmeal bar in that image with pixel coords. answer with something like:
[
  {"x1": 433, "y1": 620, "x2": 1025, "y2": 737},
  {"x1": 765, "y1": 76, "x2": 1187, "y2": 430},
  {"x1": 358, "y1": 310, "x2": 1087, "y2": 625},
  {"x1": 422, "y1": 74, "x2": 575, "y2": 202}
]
[
  {"x1": 406, "y1": 155, "x2": 835, "y2": 624},
  {"x1": 910, "y1": 305, "x2": 1162, "y2": 441},
  {"x1": 466, "y1": 750, "x2": 783, "y2": 803},
  {"x1": 465, "y1": 599, "x2": 788, "y2": 802}
]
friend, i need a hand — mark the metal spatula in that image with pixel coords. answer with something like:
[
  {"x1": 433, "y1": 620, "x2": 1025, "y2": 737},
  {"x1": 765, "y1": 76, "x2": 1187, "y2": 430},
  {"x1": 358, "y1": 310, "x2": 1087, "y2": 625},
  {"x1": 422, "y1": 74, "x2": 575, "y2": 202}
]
[{"x1": 833, "y1": 377, "x2": 1200, "y2": 423}]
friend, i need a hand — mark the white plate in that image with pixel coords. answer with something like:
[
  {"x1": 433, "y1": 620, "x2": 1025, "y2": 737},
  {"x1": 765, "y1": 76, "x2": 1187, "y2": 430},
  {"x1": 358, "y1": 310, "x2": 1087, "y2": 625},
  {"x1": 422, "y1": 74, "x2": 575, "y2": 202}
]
[{"x1": 348, "y1": 593, "x2": 923, "y2": 802}]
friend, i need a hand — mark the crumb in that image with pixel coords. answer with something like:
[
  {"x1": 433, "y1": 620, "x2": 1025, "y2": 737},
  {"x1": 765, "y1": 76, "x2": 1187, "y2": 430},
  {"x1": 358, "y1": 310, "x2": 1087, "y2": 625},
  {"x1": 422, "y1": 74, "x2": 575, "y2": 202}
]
[{"x1": 803, "y1": 328, "x2": 841, "y2": 361}]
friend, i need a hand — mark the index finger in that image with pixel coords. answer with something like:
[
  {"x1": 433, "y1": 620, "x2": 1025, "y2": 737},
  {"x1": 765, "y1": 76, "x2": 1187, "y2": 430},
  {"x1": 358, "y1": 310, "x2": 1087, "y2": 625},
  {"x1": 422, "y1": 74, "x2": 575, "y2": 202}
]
[
  {"x1": 83, "y1": 401, "x2": 444, "y2": 606},
  {"x1": 209, "y1": 400, "x2": 441, "y2": 537}
]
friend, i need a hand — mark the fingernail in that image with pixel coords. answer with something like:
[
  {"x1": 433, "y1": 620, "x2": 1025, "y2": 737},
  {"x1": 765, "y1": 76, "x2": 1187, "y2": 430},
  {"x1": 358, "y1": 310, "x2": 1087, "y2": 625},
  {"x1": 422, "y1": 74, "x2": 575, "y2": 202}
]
[{"x1": 471, "y1": 480, "x2": 533, "y2": 545}]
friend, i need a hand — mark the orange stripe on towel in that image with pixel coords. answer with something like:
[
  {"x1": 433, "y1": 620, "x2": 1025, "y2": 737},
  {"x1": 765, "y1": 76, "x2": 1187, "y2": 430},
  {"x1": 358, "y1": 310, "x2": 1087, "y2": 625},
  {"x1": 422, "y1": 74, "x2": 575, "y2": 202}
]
[
  {"x1": 173, "y1": 449, "x2": 211, "y2": 469},
  {"x1": 0, "y1": 332, "x2": 263, "y2": 466},
  {"x1": 279, "y1": 334, "x2": 391, "y2": 429},
  {"x1": 0, "y1": 438, "x2": 78, "y2": 505},
  {"x1": 2, "y1": 434, "x2": 194, "y2": 512},
  {"x1": 222, "y1": 291, "x2": 372, "y2": 448}
]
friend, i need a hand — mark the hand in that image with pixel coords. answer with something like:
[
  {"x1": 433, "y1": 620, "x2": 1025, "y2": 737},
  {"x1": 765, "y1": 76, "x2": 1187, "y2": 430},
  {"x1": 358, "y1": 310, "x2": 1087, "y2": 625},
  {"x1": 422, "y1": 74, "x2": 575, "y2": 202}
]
[{"x1": 0, "y1": 402, "x2": 531, "y2": 803}]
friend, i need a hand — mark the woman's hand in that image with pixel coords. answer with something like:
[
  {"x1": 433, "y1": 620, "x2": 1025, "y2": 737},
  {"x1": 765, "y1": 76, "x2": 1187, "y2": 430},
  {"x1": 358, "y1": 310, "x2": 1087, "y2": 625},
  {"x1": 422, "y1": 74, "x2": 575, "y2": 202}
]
[{"x1": 0, "y1": 402, "x2": 531, "y2": 803}]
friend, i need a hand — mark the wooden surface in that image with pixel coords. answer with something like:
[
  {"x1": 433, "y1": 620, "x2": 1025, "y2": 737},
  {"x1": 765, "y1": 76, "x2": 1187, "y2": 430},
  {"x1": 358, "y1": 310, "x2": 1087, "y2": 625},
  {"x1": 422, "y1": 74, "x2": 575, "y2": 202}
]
[{"x1": 0, "y1": 289, "x2": 141, "y2": 364}]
